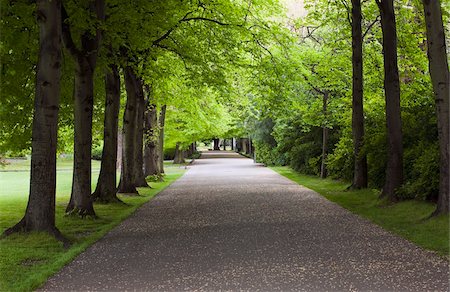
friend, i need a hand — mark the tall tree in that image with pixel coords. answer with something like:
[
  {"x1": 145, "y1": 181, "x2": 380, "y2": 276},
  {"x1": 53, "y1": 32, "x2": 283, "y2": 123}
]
[
  {"x1": 351, "y1": 0, "x2": 368, "y2": 188},
  {"x1": 173, "y1": 142, "x2": 185, "y2": 164},
  {"x1": 118, "y1": 66, "x2": 139, "y2": 194},
  {"x1": 320, "y1": 91, "x2": 329, "y2": 179},
  {"x1": 63, "y1": 0, "x2": 104, "y2": 216},
  {"x1": 134, "y1": 78, "x2": 150, "y2": 187},
  {"x1": 213, "y1": 138, "x2": 220, "y2": 150},
  {"x1": 143, "y1": 90, "x2": 159, "y2": 176},
  {"x1": 376, "y1": 0, "x2": 403, "y2": 200},
  {"x1": 157, "y1": 105, "x2": 167, "y2": 174},
  {"x1": 422, "y1": 0, "x2": 449, "y2": 216},
  {"x1": 91, "y1": 64, "x2": 121, "y2": 203},
  {"x1": 3, "y1": 0, "x2": 65, "y2": 240}
]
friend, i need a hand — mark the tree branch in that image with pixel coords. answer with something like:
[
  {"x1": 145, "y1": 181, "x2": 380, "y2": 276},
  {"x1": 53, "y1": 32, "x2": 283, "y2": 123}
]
[
  {"x1": 180, "y1": 17, "x2": 234, "y2": 26},
  {"x1": 61, "y1": 3, "x2": 81, "y2": 57},
  {"x1": 362, "y1": 15, "x2": 381, "y2": 39}
]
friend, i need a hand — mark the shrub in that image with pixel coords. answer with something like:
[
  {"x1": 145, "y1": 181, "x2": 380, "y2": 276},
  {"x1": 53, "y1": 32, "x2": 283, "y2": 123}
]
[{"x1": 91, "y1": 144, "x2": 103, "y2": 160}]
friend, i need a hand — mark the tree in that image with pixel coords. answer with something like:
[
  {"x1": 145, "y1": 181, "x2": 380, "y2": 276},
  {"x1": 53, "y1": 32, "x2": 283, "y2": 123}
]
[
  {"x1": 173, "y1": 142, "x2": 185, "y2": 164},
  {"x1": 133, "y1": 77, "x2": 150, "y2": 187},
  {"x1": 91, "y1": 64, "x2": 121, "y2": 203},
  {"x1": 143, "y1": 89, "x2": 159, "y2": 176},
  {"x1": 376, "y1": 0, "x2": 403, "y2": 200},
  {"x1": 3, "y1": 0, "x2": 66, "y2": 241},
  {"x1": 422, "y1": 0, "x2": 449, "y2": 215},
  {"x1": 350, "y1": 0, "x2": 368, "y2": 188},
  {"x1": 157, "y1": 105, "x2": 167, "y2": 174},
  {"x1": 117, "y1": 66, "x2": 139, "y2": 194},
  {"x1": 63, "y1": 0, "x2": 104, "y2": 216}
]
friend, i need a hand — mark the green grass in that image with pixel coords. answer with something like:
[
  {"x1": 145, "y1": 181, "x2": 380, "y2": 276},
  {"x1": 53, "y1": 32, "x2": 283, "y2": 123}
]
[
  {"x1": 271, "y1": 166, "x2": 449, "y2": 257},
  {"x1": 0, "y1": 161, "x2": 186, "y2": 292}
]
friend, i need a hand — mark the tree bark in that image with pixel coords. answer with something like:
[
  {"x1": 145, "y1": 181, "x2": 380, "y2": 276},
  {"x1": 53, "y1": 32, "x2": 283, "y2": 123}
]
[
  {"x1": 143, "y1": 89, "x2": 159, "y2": 176},
  {"x1": 376, "y1": 0, "x2": 403, "y2": 200},
  {"x1": 3, "y1": 0, "x2": 66, "y2": 241},
  {"x1": 351, "y1": 0, "x2": 368, "y2": 188},
  {"x1": 117, "y1": 66, "x2": 138, "y2": 194},
  {"x1": 320, "y1": 91, "x2": 329, "y2": 179},
  {"x1": 223, "y1": 139, "x2": 226, "y2": 150},
  {"x1": 91, "y1": 64, "x2": 121, "y2": 203},
  {"x1": 174, "y1": 142, "x2": 185, "y2": 164},
  {"x1": 158, "y1": 105, "x2": 167, "y2": 174},
  {"x1": 133, "y1": 78, "x2": 149, "y2": 187},
  {"x1": 231, "y1": 138, "x2": 235, "y2": 151},
  {"x1": 64, "y1": 0, "x2": 104, "y2": 216},
  {"x1": 422, "y1": 0, "x2": 449, "y2": 216},
  {"x1": 213, "y1": 138, "x2": 220, "y2": 150}
]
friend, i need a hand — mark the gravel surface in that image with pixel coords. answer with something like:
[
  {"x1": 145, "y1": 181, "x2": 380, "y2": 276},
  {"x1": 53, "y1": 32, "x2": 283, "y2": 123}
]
[{"x1": 42, "y1": 151, "x2": 449, "y2": 291}]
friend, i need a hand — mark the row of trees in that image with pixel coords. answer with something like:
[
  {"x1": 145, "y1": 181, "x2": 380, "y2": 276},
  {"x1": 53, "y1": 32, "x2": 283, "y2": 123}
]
[
  {"x1": 1, "y1": 0, "x2": 285, "y2": 240},
  {"x1": 249, "y1": 0, "x2": 448, "y2": 216},
  {"x1": 1, "y1": 0, "x2": 448, "y2": 242}
]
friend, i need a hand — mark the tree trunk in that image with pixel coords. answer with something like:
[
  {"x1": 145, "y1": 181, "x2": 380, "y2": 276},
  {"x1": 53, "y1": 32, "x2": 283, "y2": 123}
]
[
  {"x1": 133, "y1": 78, "x2": 149, "y2": 187},
  {"x1": 231, "y1": 138, "x2": 235, "y2": 151},
  {"x1": 66, "y1": 57, "x2": 96, "y2": 216},
  {"x1": 91, "y1": 64, "x2": 121, "y2": 203},
  {"x1": 158, "y1": 105, "x2": 167, "y2": 174},
  {"x1": 174, "y1": 142, "x2": 185, "y2": 164},
  {"x1": 422, "y1": 0, "x2": 449, "y2": 216},
  {"x1": 351, "y1": 0, "x2": 368, "y2": 189},
  {"x1": 117, "y1": 129, "x2": 122, "y2": 169},
  {"x1": 117, "y1": 66, "x2": 138, "y2": 194},
  {"x1": 143, "y1": 91, "x2": 159, "y2": 176},
  {"x1": 213, "y1": 138, "x2": 220, "y2": 150},
  {"x1": 223, "y1": 139, "x2": 226, "y2": 150},
  {"x1": 64, "y1": 0, "x2": 104, "y2": 216},
  {"x1": 320, "y1": 91, "x2": 329, "y2": 179},
  {"x1": 3, "y1": 0, "x2": 65, "y2": 241},
  {"x1": 377, "y1": 0, "x2": 403, "y2": 200}
]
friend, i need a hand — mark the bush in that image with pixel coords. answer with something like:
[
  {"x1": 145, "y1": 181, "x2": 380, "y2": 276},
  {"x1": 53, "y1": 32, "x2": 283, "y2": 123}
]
[
  {"x1": 91, "y1": 145, "x2": 103, "y2": 160},
  {"x1": 398, "y1": 142, "x2": 439, "y2": 201},
  {"x1": 327, "y1": 134, "x2": 354, "y2": 180},
  {"x1": 254, "y1": 141, "x2": 279, "y2": 166},
  {"x1": 289, "y1": 141, "x2": 322, "y2": 175}
]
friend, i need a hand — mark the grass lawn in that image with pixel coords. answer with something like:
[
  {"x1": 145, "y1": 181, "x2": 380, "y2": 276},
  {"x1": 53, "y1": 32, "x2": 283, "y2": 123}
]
[
  {"x1": 271, "y1": 166, "x2": 449, "y2": 257},
  {"x1": 0, "y1": 160, "x2": 187, "y2": 292}
]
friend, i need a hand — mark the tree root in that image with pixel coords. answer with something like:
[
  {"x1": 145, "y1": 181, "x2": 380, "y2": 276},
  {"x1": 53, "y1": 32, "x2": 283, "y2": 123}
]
[
  {"x1": 1, "y1": 219, "x2": 70, "y2": 249},
  {"x1": 65, "y1": 207, "x2": 98, "y2": 219}
]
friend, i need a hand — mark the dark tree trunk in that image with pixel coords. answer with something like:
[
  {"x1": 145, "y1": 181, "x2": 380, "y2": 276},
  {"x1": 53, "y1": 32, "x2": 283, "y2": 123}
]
[
  {"x1": 143, "y1": 89, "x2": 159, "y2": 176},
  {"x1": 63, "y1": 0, "x2": 104, "y2": 216},
  {"x1": 91, "y1": 64, "x2": 121, "y2": 203},
  {"x1": 66, "y1": 59, "x2": 96, "y2": 216},
  {"x1": 133, "y1": 78, "x2": 149, "y2": 187},
  {"x1": 158, "y1": 105, "x2": 167, "y2": 174},
  {"x1": 422, "y1": 0, "x2": 449, "y2": 216},
  {"x1": 190, "y1": 142, "x2": 196, "y2": 157},
  {"x1": 4, "y1": 0, "x2": 65, "y2": 241},
  {"x1": 213, "y1": 138, "x2": 220, "y2": 150},
  {"x1": 351, "y1": 0, "x2": 368, "y2": 188},
  {"x1": 174, "y1": 142, "x2": 185, "y2": 164},
  {"x1": 223, "y1": 139, "x2": 226, "y2": 150},
  {"x1": 117, "y1": 66, "x2": 138, "y2": 194},
  {"x1": 320, "y1": 91, "x2": 329, "y2": 179},
  {"x1": 376, "y1": 0, "x2": 403, "y2": 200}
]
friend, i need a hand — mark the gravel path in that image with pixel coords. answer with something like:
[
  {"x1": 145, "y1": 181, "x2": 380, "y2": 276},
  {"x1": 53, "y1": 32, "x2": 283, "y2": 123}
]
[{"x1": 42, "y1": 152, "x2": 449, "y2": 291}]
